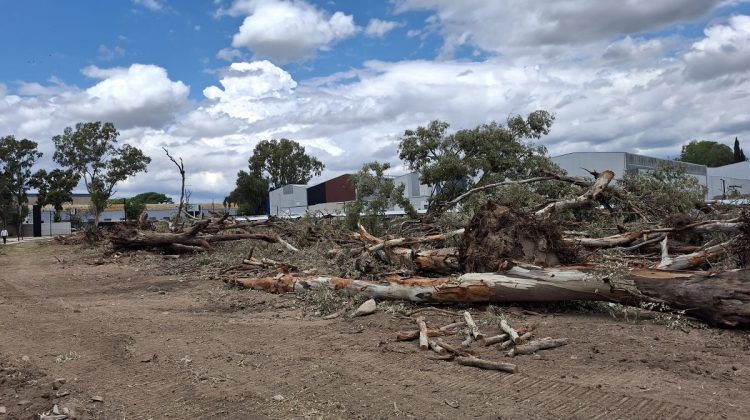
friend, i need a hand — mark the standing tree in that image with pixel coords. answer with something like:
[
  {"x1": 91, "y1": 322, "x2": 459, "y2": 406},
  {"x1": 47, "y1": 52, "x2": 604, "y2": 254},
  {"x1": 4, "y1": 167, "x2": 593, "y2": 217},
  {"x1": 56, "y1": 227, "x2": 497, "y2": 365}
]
[
  {"x1": 733, "y1": 137, "x2": 747, "y2": 163},
  {"x1": 117, "y1": 192, "x2": 173, "y2": 220},
  {"x1": 398, "y1": 111, "x2": 557, "y2": 213},
  {"x1": 345, "y1": 162, "x2": 418, "y2": 233},
  {"x1": 163, "y1": 147, "x2": 186, "y2": 223},
  {"x1": 0, "y1": 135, "x2": 42, "y2": 239},
  {"x1": 249, "y1": 139, "x2": 324, "y2": 189},
  {"x1": 52, "y1": 122, "x2": 151, "y2": 226},
  {"x1": 225, "y1": 170, "x2": 269, "y2": 216},
  {"x1": 678, "y1": 140, "x2": 735, "y2": 167},
  {"x1": 29, "y1": 169, "x2": 81, "y2": 221}
]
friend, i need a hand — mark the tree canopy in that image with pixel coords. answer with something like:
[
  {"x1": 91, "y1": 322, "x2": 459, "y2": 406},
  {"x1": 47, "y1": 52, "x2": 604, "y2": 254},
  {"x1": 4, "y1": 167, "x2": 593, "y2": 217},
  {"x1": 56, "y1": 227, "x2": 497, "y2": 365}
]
[
  {"x1": 678, "y1": 140, "x2": 735, "y2": 167},
  {"x1": 0, "y1": 135, "x2": 42, "y2": 233},
  {"x1": 733, "y1": 137, "x2": 747, "y2": 163},
  {"x1": 29, "y1": 168, "x2": 81, "y2": 219},
  {"x1": 345, "y1": 162, "x2": 417, "y2": 233},
  {"x1": 224, "y1": 170, "x2": 269, "y2": 216},
  {"x1": 398, "y1": 111, "x2": 557, "y2": 212},
  {"x1": 249, "y1": 139, "x2": 324, "y2": 190},
  {"x1": 52, "y1": 122, "x2": 151, "y2": 225}
]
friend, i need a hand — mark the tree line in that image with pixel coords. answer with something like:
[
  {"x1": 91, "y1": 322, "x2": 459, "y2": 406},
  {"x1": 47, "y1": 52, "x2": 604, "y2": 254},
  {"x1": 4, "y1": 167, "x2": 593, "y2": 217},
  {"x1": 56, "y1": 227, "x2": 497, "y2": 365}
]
[{"x1": 0, "y1": 122, "x2": 151, "y2": 235}]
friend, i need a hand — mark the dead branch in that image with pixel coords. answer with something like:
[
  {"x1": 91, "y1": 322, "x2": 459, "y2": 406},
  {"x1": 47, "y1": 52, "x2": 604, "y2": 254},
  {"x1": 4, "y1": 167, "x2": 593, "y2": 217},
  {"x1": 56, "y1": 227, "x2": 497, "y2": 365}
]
[
  {"x1": 534, "y1": 170, "x2": 615, "y2": 219},
  {"x1": 656, "y1": 237, "x2": 738, "y2": 270},
  {"x1": 482, "y1": 334, "x2": 509, "y2": 347},
  {"x1": 500, "y1": 319, "x2": 521, "y2": 344},
  {"x1": 416, "y1": 316, "x2": 429, "y2": 350},
  {"x1": 163, "y1": 147, "x2": 186, "y2": 225},
  {"x1": 463, "y1": 311, "x2": 483, "y2": 339}
]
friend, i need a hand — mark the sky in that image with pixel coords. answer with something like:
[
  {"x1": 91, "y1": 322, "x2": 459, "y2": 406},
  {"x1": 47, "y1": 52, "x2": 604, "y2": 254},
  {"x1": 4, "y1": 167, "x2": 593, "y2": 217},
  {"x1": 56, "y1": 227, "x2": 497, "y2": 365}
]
[{"x1": 1, "y1": 0, "x2": 750, "y2": 202}]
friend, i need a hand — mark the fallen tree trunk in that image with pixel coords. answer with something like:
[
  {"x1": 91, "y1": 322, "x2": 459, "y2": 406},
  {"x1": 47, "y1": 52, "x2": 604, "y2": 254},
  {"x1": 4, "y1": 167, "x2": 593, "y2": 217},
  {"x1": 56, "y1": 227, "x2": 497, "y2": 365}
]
[
  {"x1": 656, "y1": 237, "x2": 737, "y2": 271},
  {"x1": 227, "y1": 266, "x2": 750, "y2": 328}
]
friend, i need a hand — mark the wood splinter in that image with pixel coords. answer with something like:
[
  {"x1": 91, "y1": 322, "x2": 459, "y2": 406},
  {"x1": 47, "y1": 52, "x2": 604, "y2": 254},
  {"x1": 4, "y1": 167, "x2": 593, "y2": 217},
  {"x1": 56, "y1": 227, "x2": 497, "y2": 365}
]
[
  {"x1": 463, "y1": 311, "x2": 484, "y2": 340},
  {"x1": 456, "y1": 356, "x2": 517, "y2": 373},
  {"x1": 416, "y1": 316, "x2": 429, "y2": 351},
  {"x1": 507, "y1": 338, "x2": 569, "y2": 357}
]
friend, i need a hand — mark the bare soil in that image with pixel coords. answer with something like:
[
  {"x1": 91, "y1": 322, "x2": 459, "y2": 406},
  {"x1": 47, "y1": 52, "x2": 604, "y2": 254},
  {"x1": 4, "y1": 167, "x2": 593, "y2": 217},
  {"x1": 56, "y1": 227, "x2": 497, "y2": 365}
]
[{"x1": 1, "y1": 240, "x2": 749, "y2": 419}]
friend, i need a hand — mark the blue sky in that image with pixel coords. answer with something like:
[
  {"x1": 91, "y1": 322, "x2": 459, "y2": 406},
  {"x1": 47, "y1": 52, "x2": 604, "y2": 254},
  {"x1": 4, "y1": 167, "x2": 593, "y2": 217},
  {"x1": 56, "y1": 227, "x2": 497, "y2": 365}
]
[{"x1": 1, "y1": 0, "x2": 750, "y2": 201}]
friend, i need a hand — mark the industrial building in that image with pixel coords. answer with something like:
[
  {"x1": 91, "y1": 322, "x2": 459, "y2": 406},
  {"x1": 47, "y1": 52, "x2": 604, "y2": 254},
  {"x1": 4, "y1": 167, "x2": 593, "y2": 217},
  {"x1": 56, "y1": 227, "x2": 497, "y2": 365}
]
[
  {"x1": 267, "y1": 171, "x2": 434, "y2": 217},
  {"x1": 551, "y1": 152, "x2": 750, "y2": 200}
]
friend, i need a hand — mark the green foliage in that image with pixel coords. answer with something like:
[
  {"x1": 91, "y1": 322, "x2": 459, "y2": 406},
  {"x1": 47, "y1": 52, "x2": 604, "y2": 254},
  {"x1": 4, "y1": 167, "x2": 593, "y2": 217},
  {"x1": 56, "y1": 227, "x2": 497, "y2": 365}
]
[
  {"x1": 617, "y1": 163, "x2": 707, "y2": 220},
  {"x1": 0, "y1": 135, "x2": 42, "y2": 231},
  {"x1": 398, "y1": 111, "x2": 557, "y2": 213},
  {"x1": 678, "y1": 140, "x2": 734, "y2": 167},
  {"x1": 130, "y1": 192, "x2": 173, "y2": 204},
  {"x1": 249, "y1": 138, "x2": 324, "y2": 190},
  {"x1": 734, "y1": 137, "x2": 747, "y2": 163},
  {"x1": 52, "y1": 122, "x2": 151, "y2": 225},
  {"x1": 224, "y1": 170, "x2": 269, "y2": 215},
  {"x1": 345, "y1": 162, "x2": 417, "y2": 234},
  {"x1": 29, "y1": 169, "x2": 80, "y2": 218}
]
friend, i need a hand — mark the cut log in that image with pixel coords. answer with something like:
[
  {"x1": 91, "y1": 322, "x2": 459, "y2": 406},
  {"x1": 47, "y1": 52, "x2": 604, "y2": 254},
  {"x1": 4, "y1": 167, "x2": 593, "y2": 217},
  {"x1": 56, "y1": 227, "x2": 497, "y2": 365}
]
[
  {"x1": 455, "y1": 356, "x2": 517, "y2": 373},
  {"x1": 439, "y1": 321, "x2": 466, "y2": 331},
  {"x1": 499, "y1": 332, "x2": 533, "y2": 350},
  {"x1": 416, "y1": 317, "x2": 429, "y2": 350},
  {"x1": 429, "y1": 340, "x2": 448, "y2": 355},
  {"x1": 435, "y1": 339, "x2": 469, "y2": 356},
  {"x1": 463, "y1": 311, "x2": 484, "y2": 339},
  {"x1": 482, "y1": 334, "x2": 509, "y2": 346},
  {"x1": 507, "y1": 338, "x2": 568, "y2": 356},
  {"x1": 500, "y1": 320, "x2": 520, "y2": 344},
  {"x1": 396, "y1": 329, "x2": 444, "y2": 341},
  {"x1": 227, "y1": 266, "x2": 750, "y2": 328}
]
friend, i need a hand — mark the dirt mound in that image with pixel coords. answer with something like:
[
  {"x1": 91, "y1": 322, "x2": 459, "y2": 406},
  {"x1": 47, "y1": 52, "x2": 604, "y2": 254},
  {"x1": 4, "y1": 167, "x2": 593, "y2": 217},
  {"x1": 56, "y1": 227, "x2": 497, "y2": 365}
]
[{"x1": 459, "y1": 201, "x2": 576, "y2": 271}]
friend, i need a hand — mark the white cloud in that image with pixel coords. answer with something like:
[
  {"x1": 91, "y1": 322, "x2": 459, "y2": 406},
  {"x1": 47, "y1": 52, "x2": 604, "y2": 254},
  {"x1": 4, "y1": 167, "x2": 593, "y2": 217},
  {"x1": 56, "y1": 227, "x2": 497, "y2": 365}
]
[
  {"x1": 226, "y1": 0, "x2": 358, "y2": 63},
  {"x1": 216, "y1": 47, "x2": 245, "y2": 61},
  {"x1": 365, "y1": 19, "x2": 401, "y2": 38},
  {"x1": 684, "y1": 15, "x2": 750, "y2": 80},
  {"x1": 71, "y1": 64, "x2": 190, "y2": 128},
  {"x1": 132, "y1": 0, "x2": 165, "y2": 11},
  {"x1": 98, "y1": 44, "x2": 126, "y2": 61},
  {"x1": 395, "y1": 0, "x2": 726, "y2": 58}
]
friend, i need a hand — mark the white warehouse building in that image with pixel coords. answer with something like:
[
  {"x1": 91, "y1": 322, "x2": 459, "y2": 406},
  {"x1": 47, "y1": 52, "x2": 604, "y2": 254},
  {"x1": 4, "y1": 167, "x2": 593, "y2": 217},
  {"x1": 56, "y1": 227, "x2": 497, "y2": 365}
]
[{"x1": 551, "y1": 152, "x2": 750, "y2": 200}]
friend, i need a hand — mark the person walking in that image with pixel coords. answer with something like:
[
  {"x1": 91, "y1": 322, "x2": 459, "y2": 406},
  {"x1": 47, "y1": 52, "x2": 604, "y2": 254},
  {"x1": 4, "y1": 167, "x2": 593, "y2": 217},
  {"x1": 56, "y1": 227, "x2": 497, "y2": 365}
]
[{"x1": 1, "y1": 227, "x2": 8, "y2": 244}]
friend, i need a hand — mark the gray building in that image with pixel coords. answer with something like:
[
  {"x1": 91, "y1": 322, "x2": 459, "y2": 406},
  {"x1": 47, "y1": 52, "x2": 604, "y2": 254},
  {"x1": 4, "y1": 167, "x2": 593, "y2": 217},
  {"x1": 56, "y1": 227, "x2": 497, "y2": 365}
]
[
  {"x1": 393, "y1": 172, "x2": 433, "y2": 212},
  {"x1": 551, "y1": 152, "x2": 707, "y2": 184},
  {"x1": 268, "y1": 184, "x2": 308, "y2": 216}
]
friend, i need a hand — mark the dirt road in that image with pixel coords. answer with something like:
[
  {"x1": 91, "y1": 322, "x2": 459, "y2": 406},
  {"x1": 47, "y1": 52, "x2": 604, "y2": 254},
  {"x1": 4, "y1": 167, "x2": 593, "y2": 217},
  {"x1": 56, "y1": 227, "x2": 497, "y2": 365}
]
[{"x1": 1, "y1": 241, "x2": 749, "y2": 419}]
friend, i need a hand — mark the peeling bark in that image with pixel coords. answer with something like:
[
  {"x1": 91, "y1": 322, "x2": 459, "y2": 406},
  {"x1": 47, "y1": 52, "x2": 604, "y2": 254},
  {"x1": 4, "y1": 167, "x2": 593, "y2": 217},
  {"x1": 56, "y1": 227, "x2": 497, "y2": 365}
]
[{"x1": 227, "y1": 266, "x2": 750, "y2": 328}]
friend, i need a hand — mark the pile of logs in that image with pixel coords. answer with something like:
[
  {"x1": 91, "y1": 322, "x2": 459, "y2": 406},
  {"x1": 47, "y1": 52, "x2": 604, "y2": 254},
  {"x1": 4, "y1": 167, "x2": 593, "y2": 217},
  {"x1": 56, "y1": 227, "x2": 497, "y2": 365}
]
[{"x1": 395, "y1": 309, "x2": 569, "y2": 373}]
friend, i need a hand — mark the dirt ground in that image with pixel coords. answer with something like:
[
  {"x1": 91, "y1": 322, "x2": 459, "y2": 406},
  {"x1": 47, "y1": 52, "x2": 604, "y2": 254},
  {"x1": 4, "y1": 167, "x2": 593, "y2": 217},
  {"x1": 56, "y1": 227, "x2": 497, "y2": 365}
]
[{"x1": 1, "y1": 240, "x2": 749, "y2": 419}]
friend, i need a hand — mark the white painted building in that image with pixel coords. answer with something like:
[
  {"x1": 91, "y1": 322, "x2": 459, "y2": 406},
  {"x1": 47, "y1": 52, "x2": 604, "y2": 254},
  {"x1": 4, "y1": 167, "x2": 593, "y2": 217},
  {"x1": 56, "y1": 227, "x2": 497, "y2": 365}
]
[{"x1": 706, "y1": 161, "x2": 750, "y2": 199}]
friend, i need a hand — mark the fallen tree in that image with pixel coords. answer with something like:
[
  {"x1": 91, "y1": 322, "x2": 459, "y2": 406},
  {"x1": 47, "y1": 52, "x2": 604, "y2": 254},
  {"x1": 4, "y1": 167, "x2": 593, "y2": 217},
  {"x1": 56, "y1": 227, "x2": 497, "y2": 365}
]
[{"x1": 226, "y1": 265, "x2": 750, "y2": 328}]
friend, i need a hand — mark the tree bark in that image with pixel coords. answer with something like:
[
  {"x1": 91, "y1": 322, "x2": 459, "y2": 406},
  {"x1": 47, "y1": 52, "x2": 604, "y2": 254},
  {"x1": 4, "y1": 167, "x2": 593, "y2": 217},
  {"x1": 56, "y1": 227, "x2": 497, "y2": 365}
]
[
  {"x1": 534, "y1": 170, "x2": 615, "y2": 219},
  {"x1": 228, "y1": 266, "x2": 750, "y2": 328}
]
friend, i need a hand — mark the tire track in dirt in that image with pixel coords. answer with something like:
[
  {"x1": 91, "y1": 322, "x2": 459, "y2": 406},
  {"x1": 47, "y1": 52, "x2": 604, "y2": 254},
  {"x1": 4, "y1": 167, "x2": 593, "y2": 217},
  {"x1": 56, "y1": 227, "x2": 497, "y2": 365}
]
[{"x1": 340, "y1": 349, "x2": 717, "y2": 419}]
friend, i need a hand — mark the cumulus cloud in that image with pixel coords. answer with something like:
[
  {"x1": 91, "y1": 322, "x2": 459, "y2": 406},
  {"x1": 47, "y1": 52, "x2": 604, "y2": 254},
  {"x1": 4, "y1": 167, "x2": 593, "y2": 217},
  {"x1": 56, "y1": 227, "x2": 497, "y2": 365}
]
[
  {"x1": 216, "y1": 48, "x2": 244, "y2": 61},
  {"x1": 684, "y1": 15, "x2": 750, "y2": 80},
  {"x1": 71, "y1": 64, "x2": 190, "y2": 128},
  {"x1": 226, "y1": 0, "x2": 358, "y2": 63},
  {"x1": 365, "y1": 19, "x2": 401, "y2": 38}
]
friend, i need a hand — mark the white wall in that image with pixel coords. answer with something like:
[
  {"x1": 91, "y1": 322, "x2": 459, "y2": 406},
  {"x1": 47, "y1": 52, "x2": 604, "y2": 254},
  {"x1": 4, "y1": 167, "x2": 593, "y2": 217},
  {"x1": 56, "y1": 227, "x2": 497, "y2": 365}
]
[{"x1": 707, "y1": 162, "x2": 750, "y2": 199}]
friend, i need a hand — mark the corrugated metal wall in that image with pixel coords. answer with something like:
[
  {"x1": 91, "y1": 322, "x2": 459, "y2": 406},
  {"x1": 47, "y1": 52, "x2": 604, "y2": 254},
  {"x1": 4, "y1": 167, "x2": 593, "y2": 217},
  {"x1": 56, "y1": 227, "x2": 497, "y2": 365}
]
[{"x1": 324, "y1": 174, "x2": 355, "y2": 202}]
